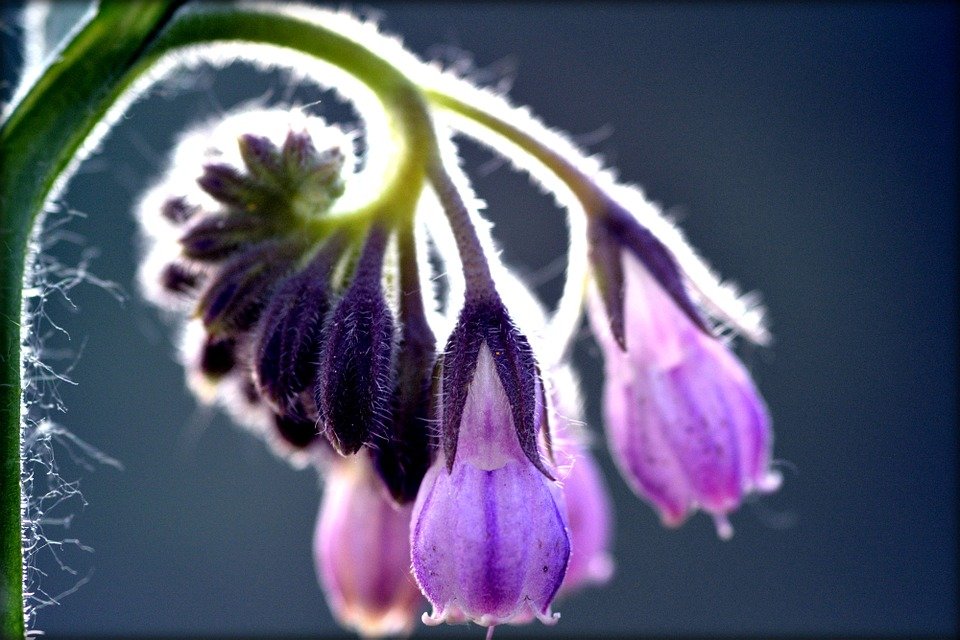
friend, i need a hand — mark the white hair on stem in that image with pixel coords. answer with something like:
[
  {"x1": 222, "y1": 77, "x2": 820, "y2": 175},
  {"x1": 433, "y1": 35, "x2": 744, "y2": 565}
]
[{"x1": 416, "y1": 56, "x2": 771, "y2": 345}]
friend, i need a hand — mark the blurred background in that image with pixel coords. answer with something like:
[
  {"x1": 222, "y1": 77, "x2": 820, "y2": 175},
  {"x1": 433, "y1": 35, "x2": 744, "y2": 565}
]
[{"x1": 1, "y1": 2, "x2": 956, "y2": 638}]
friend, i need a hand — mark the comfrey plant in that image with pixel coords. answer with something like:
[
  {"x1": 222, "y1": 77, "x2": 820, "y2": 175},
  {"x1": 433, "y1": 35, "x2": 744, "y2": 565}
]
[{"x1": 0, "y1": 1, "x2": 780, "y2": 637}]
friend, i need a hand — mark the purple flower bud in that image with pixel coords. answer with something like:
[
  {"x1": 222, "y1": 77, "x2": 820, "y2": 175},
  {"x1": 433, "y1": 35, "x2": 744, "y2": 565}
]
[
  {"x1": 158, "y1": 262, "x2": 203, "y2": 297},
  {"x1": 160, "y1": 196, "x2": 198, "y2": 225},
  {"x1": 314, "y1": 455, "x2": 423, "y2": 637},
  {"x1": 317, "y1": 229, "x2": 395, "y2": 455},
  {"x1": 179, "y1": 214, "x2": 271, "y2": 262},
  {"x1": 197, "y1": 240, "x2": 302, "y2": 335},
  {"x1": 589, "y1": 252, "x2": 780, "y2": 538},
  {"x1": 199, "y1": 334, "x2": 237, "y2": 379},
  {"x1": 253, "y1": 237, "x2": 344, "y2": 416},
  {"x1": 370, "y1": 331, "x2": 435, "y2": 504},
  {"x1": 371, "y1": 225, "x2": 437, "y2": 504},
  {"x1": 411, "y1": 335, "x2": 570, "y2": 626}
]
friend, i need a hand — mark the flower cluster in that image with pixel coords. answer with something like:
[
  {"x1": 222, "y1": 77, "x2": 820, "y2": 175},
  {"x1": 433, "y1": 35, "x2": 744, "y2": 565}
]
[{"x1": 138, "y1": 105, "x2": 777, "y2": 636}]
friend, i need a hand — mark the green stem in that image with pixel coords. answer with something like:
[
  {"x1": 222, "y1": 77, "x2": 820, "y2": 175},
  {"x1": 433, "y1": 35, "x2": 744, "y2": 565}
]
[
  {"x1": 423, "y1": 88, "x2": 597, "y2": 358},
  {"x1": 1, "y1": 4, "x2": 186, "y2": 634},
  {"x1": 0, "y1": 3, "x2": 435, "y2": 635},
  {"x1": 424, "y1": 89, "x2": 606, "y2": 213}
]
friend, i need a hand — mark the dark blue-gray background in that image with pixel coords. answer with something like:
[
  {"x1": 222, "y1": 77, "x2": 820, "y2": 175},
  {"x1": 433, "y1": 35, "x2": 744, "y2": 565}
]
[{"x1": 1, "y1": 2, "x2": 956, "y2": 637}]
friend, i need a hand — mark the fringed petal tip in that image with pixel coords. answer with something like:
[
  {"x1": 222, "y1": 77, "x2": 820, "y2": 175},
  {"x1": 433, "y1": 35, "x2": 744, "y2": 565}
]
[{"x1": 422, "y1": 601, "x2": 560, "y2": 627}]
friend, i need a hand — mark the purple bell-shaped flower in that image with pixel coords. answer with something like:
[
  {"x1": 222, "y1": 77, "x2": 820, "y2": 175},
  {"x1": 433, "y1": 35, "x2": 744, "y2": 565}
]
[
  {"x1": 588, "y1": 237, "x2": 780, "y2": 538},
  {"x1": 410, "y1": 297, "x2": 570, "y2": 627},
  {"x1": 313, "y1": 454, "x2": 424, "y2": 637}
]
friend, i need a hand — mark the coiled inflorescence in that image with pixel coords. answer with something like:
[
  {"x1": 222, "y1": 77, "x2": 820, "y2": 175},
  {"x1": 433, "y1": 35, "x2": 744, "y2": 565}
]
[{"x1": 138, "y1": 87, "x2": 778, "y2": 634}]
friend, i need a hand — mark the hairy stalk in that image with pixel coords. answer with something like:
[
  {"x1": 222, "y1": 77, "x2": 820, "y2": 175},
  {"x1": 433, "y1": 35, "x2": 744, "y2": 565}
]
[
  {"x1": 426, "y1": 155, "x2": 497, "y2": 300},
  {"x1": 1, "y1": 4, "x2": 187, "y2": 633},
  {"x1": 422, "y1": 86, "x2": 769, "y2": 347}
]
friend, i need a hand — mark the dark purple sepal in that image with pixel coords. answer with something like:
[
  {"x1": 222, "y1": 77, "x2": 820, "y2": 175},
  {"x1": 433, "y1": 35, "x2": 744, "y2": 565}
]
[
  {"x1": 441, "y1": 297, "x2": 553, "y2": 479},
  {"x1": 197, "y1": 163, "x2": 265, "y2": 211},
  {"x1": 238, "y1": 134, "x2": 284, "y2": 186},
  {"x1": 179, "y1": 214, "x2": 270, "y2": 262},
  {"x1": 316, "y1": 278, "x2": 396, "y2": 456},
  {"x1": 199, "y1": 334, "x2": 236, "y2": 378},
  {"x1": 197, "y1": 240, "x2": 301, "y2": 335},
  {"x1": 254, "y1": 249, "x2": 335, "y2": 413},
  {"x1": 372, "y1": 316, "x2": 437, "y2": 504},
  {"x1": 160, "y1": 196, "x2": 198, "y2": 225},
  {"x1": 601, "y1": 196, "x2": 711, "y2": 338},
  {"x1": 587, "y1": 218, "x2": 626, "y2": 350}
]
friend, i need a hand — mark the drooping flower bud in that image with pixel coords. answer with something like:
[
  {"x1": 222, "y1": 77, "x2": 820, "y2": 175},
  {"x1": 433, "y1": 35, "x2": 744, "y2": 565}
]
[
  {"x1": 253, "y1": 234, "x2": 346, "y2": 417},
  {"x1": 317, "y1": 226, "x2": 395, "y2": 455},
  {"x1": 196, "y1": 239, "x2": 304, "y2": 336},
  {"x1": 588, "y1": 249, "x2": 780, "y2": 538},
  {"x1": 411, "y1": 297, "x2": 570, "y2": 627},
  {"x1": 370, "y1": 225, "x2": 436, "y2": 504},
  {"x1": 314, "y1": 454, "x2": 423, "y2": 637}
]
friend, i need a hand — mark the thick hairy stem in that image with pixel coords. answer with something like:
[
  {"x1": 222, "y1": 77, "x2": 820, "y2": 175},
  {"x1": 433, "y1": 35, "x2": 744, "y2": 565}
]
[
  {"x1": 1, "y1": 5, "x2": 187, "y2": 633},
  {"x1": 423, "y1": 87, "x2": 769, "y2": 347},
  {"x1": 0, "y1": 3, "x2": 435, "y2": 635}
]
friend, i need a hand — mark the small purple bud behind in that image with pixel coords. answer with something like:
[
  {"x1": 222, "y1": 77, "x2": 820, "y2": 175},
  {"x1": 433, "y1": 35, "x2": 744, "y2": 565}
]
[
  {"x1": 589, "y1": 252, "x2": 780, "y2": 538},
  {"x1": 272, "y1": 402, "x2": 320, "y2": 449},
  {"x1": 411, "y1": 344, "x2": 570, "y2": 627},
  {"x1": 548, "y1": 369, "x2": 614, "y2": 595},
  {"x1": 159, "y1": 262, "x2": 204, "y2": 297},
  {"x1": 317, "y1": 262, "x2": 395, "y2": 455},
  {"x1": 253, "y1": 242, "x2": 340, "y2": 416},
  {"x1": 179, "y1": 213, "x2": 271, "y2": 262},
  {"x1": 200, "y1": 334, "x2": 236, "y2": 378},
  {"x1": 197, "y1": 240, "x2": 302, "y2": 335},
  {"x1": 314, "y1": 454, "x2": 423, "y2": 637},
  {"x1": 160, "y1": 196, "x2": 198, "y2": 225}
]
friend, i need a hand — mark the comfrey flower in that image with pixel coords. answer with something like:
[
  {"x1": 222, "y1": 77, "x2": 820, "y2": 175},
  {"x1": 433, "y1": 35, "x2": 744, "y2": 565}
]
[
  {"x1": 586, "y1": 199, "x2": 781, "y2": 538},
  {"x1": 410, "y1": 295, "x2": 570, "y2": 627},
  {"x1": 130, "y1": 12, "x2": 782, "y2": 632},
  {"x1": 314, "y1": 453, "x2": 424, "y2": 636}
]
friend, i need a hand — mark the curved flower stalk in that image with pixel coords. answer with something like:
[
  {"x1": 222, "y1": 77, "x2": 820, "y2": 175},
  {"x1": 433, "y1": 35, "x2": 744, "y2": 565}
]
[{"x1": 0, "y1": 1, "x2": 784, "y2": 637}]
